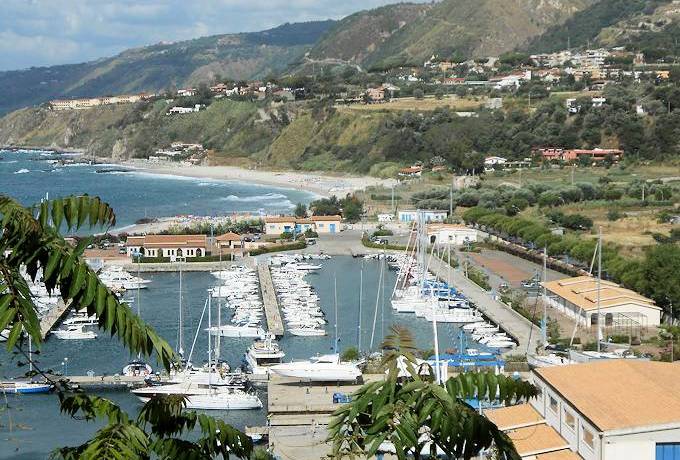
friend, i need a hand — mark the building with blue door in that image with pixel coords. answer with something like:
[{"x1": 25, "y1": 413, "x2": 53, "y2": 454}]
[
  {"x1": 398, "y1": 209, "x2": 448, "y2": 223},
  {"x1": 264, "y1": 215, "x2": 342, "y2": 235}
]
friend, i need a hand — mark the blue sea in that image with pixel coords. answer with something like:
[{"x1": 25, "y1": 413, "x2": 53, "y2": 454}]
[
  {"x1": 0, "y1": 150, "x2": 473, "y2": 459},
  {"x1": 0, "y1": 149, "x2": 315, "y2": 230}
]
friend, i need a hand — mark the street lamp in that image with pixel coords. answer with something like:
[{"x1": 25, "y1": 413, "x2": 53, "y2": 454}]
[{"x1": 62, "y1": 357, "x2": 69, "y2": 376}]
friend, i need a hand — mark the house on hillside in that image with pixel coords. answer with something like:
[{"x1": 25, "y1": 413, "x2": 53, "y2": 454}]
[
  {"x1": 177, "y1": 88, "x2": 197, "y2": 97},
  {"x1": 398, "y1": 165, "x2": 423, "y2": 178}
]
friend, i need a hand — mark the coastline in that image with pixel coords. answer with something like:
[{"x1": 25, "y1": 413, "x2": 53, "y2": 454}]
[{"x1": 118, "y1": 160, "x2": 397, "y2": 198}]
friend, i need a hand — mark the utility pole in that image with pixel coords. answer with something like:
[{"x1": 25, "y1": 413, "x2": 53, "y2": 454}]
[
  {"x1": 596, "y1": 227, "x2": 603, "y2": 352},
  {"x1": 449, "y1": 182, "x2": 454, "y2": 217},
  {"x1": 541, "y1": 247, "x2": 548, "y2": 345}
]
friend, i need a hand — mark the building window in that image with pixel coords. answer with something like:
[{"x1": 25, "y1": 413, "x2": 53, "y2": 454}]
[
  {"x1": 583, "y1": 427, "x2": 594, "y2": 449},
  {"x1": 549, "y1": 396, "x2": 558, "y2": 414},
  {"x1": 564, "y1": 409, "x2": 575, "y2": 431}
]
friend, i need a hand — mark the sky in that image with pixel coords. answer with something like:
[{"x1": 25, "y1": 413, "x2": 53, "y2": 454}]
[{"x1": 0, "y1": 0, "x2": 420, "y2": 72}]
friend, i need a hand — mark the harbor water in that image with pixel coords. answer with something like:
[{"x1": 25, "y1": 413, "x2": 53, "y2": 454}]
[{"x1": 0, "y1": 257, "x2": 476, "y2": 459}]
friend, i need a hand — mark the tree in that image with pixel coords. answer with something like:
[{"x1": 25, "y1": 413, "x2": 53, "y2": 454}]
[
  {"x1": 294, "y1": 202, "x2": 307, "y2": 218},
  {"x1": 0, "y1": 194, "x2": 251, "y2": 459},
  {"x1": 413, "y1": 88, "x2": 425, "y2": 100},
  {"x1": 328, "y1": 326, "x2": 537, "y2": 460},
  {"x1": 340, "y1": 194, "x2": 364, "y2": 223},
  {"x1": 310, "y1": 196, "x2": 341, "y2": 216}
]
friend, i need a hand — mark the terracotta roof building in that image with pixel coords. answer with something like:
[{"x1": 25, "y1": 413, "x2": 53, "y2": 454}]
[
  {"x1": 215, "y1": 232, "x2": 243, "y2": 250},
  {"x1": 528, "y1": 360, "x2": 680, "y2": 460},
  {"x1": 541, "y1": 276, "x2": 661, "y2": 328},
  {"x1": 125, "y1": 234, "x2": 207, "y2": 258}
]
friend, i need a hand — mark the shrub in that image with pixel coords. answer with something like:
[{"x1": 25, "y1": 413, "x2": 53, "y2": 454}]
[{"x1": 249, "y1": 241, "x2": 306, "y2": 256}]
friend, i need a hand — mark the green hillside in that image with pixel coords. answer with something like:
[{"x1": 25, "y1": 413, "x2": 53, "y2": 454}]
[
  {"x1": 361, "y1": 0, "x2": 595, "y2": 69},
  {"x1": 307, "y1": 3, "x2": 431, "y2": 66},
  {"x1": 0, "y1": 21, "x2": 334, "y2": 115},
  {"x1": 526, "y1": 0, "x2": 670, "y2": 53}
]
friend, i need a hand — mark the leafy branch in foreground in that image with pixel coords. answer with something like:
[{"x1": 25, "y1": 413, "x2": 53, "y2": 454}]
[
  {"x1": 0, "y1": 194, "x2": 252, "y2": 459},
  {"x1": 53, "y1": 394, "x2": 253, "y2": 460},
  {"x1": 328, "y1": 326, "x2": 538, "y2": 460},
  {"x1": 0, "y1": 194, "x2": 175, "y2": 368}
]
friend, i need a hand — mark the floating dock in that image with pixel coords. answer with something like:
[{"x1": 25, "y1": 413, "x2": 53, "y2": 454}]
[
  {"x1": 39, "y1": 301, "x2": 70, "y2": 339},
  {"x1": 258, "y1": 265, "x2": 284, "y2": 337}
]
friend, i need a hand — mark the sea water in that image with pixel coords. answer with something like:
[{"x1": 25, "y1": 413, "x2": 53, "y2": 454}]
[{"x1": 0, "y1": 150, "x2": 315, "y2": 229}]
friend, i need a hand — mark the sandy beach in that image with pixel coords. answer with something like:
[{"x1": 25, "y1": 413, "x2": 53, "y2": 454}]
[{"x1": 119, "y1": 160, "x2": 397, "y2": 198}]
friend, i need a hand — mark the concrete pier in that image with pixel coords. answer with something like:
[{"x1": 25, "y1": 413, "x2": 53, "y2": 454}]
[
  {"x1": 258, "y1": 265, "x2": 284, "y2": 337},
  {"x1": 39, "y1": 301, "x2": 70, "y2": 339},
  {"x1": 428, "y1": 257, "x2": 541, "y2": 355}
]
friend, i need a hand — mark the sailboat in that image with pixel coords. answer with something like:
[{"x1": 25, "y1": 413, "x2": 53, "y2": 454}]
[
  {"x1": 122, "y1": 259, "x2": 153, "y2": 377},
  {"x1": 134, "y1": 294, "x2": 262, "y2": 410}
]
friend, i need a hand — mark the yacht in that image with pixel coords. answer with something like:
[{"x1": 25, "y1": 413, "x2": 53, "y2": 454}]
[
  {"x1": 51, "y1": 325, "x2": 97, "y2": 340},
  {"x1": 270, "y1": 354, "x2": 361, "y2": 382},
  {"x1": 244, "y1": 334, "x2": 285, "y2": 375},
  {"x1": 288, "y1": 326, "x2": 326, "y2": 337},
  {"x1": 122, "y1": 359, "x2": 153, "y2": 377},
  {"x1": 0, "y1": 328, "x2": 9, "y2": 342},
  {"x1": 206, "y1": 324, "x2": 265, "y2": 338},
  {"x1": 184, "y1": 389, "x2": 263, "y2": 410},
  {"x1": 0, "y1": 381, "x2": 53, "y2": 394}
]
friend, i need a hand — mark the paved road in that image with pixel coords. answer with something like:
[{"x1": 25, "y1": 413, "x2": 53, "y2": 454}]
[{"x1": 428, "y1": 257, "x2": 541, "y2": 356}]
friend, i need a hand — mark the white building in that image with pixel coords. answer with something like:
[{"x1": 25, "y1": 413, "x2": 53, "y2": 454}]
[
  {"x1": 398, "y1": 210, "x2": 448, "y2": 223},
  {"x1": 427, "y1": 224, "x2": 477, "y2": 246},
  {"x1": 377, "y1": 214, "x2": 395, "y2": 223},
  {"x1": 125, "y1": 234, "x2": 207, "y2": 259},
  {"x1": 487, "y1": 360, "x2": 680, "y2": 460},
  {"x1": 484, "y1": 156, "x2": 508, "y2": 167},
  {"x1": 542, "y1": 276, "x2": 661, "y2": 328},
  {"x1": 534, "y1": 361, "x2": 680, "y2": 460}
]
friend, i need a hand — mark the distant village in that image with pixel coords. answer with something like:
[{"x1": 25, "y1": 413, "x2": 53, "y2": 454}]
[{"x1": 47, "y1": 45, "x2": 671, "y2": 174}]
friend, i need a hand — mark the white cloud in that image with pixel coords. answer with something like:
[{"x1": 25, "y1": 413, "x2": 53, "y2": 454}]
[{"x1": 0, "y1": 0, "x2": 422, "y2": 71}]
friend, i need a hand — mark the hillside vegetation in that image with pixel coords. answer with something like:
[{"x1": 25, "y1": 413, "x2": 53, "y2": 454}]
[
  {"x1": 360, "y1": 0, "x2": 595, "y2": 69},
  {"x1": 0, "y1": 21, "x2": 334, "y2": 115},
  {"x1": 526, "y1": 0, "x2": 672, "y2": 53},
  {"x1": 307, "y1": 3, "x2": 430, "y2": 66}
]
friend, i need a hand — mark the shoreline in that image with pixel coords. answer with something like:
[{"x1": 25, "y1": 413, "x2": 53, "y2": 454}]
[{"x1": 116, "y1": 160, "x2": 397, "y2": 198}]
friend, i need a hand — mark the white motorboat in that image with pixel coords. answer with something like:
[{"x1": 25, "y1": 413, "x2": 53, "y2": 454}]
[
  {"x1": 63, "y1": 313, "x2": 98, "y2": 326},
  {"x1": 270, "y1": 354, "x2": 361, "y2": 382},
  {"x1": 286, "y1": 263, "x2": 321, "y2": 271},
  {"x1": 184, "y1": 390, "x2": 263, "y2": 410},
  {"x1": 288, "y1": 327, "x2": 326, "y2": 337},
  {"x1": 207, "y1": 324, "x2": 265, "y2": 338},
  {"x1": 245, "y1": 334, "x2": 285, "y2": 375},
  {"x1": 0, "y1": 328, "x2": 9, "y2": 342},
  {"x1": 51, "y1": 325, "x2": 96, "y2": 340}
]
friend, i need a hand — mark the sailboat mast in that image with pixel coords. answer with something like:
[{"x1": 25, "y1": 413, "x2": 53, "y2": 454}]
[
  {"x1": 178, "y1": 258, "x2": 184, "y2": 357},
  {"x1": 217, "y1": 250, "x2": 222, "y2": 361},
  {"x1": 334, "y1": 274, "x2": 339, "y2": 354},
  {"x1": 596, "y1": 227, "x2": 603, "y2": 352},
  {"x1": 207, "y1": 294, "x2": 212, "y2": 389},
  {"x1": 358, "y1": 263, "x2": 363, "y2": 353},
  {"x1": 542, "y1": 247, "x2": 548, "y2": 345}
]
